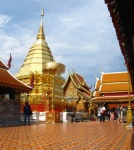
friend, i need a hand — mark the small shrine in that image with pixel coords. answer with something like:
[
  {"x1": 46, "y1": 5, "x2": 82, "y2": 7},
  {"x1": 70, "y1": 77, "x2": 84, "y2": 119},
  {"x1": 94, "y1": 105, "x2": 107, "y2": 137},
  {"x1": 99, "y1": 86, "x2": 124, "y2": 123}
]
[{"x1": 63, "y1": 71, "x2": 92, "y2": 113}]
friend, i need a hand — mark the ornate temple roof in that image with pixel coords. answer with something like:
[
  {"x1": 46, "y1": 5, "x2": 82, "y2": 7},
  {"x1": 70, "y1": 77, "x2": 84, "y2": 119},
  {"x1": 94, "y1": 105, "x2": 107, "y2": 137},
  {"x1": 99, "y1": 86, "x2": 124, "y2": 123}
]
[
  {"x1": 99, "y1": 72, "x2": 132, "y2": 93},
  {"x1": 0, "y1": 60, "x2": 32, "y2": 91},
  {"x1": 94, "y1": 78, "x2": 100, "y2": 91},
  {"x1": 74, "y1": 73, "x2": 89, "y2": 89},
  {"x1": 0, "y1": 59, "x2": 9, "y2": 70},
  {"x1": 101, "y1": 72, "x2": 129, "y2": 83},
  {"x1": 93, "y1": 95, "x2": 134, "y2": 102},
  {"x1": 63, "y1": 71, "x2": 92, "y2": 98},
  {"x1": 92, "y1": 71, "x2": 134, "y2": 102},
  {"x1": 93, "y1": 91, "x2": 100, "y2": 97},
  {"x1": 100, "y1": 83, "x2": 132, "y2": 93},
  {"x1": 15, "y1": 12, "x2": 53, "y2": 78}
]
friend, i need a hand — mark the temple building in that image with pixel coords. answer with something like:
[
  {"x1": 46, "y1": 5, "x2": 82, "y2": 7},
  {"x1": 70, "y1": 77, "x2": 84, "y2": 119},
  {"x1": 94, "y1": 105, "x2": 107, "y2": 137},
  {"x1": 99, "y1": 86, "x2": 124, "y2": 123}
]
[
  {"x1": 91, "y1": 71, "x2": 134, "y2": 109},
  {"x1": 0, "y1": 59, "x2": 32, "y2": 126},
  {"x1": 104, "y1": 0, "x2": 134, "y2": 126},
  {"x1": 63, "y1": 71, "x2": 92, "y2": 113},
  {"x1": 15, "y1": 10, "x2": 65, "y2": 113},
  {"x1": 104, "y1": 0, "x2": 134, "y2": 91}
]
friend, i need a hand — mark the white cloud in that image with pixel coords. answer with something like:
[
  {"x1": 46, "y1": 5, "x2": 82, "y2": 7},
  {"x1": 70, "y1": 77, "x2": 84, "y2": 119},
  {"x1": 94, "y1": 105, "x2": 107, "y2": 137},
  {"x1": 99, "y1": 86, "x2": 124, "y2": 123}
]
[
  {"x1": 0, "y1": 14, "x2": 11, "y2": 28},
  {"x1": 0, "y1": 0, "x2": 127, "y2": 89}
]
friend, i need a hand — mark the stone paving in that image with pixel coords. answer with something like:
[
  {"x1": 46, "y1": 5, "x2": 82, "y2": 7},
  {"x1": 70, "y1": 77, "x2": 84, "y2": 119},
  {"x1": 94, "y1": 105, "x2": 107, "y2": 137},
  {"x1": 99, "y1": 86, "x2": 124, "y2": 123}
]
[{"x1": 0, "y1": 121, "x2": 133, "y2": 150}]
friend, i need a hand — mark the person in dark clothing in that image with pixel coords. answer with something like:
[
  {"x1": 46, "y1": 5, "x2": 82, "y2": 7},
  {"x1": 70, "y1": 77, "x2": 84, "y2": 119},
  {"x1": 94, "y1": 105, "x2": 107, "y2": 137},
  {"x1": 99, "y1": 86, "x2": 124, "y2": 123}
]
[
  {"x1": 117, "y1": 105, "x2": 121, "y2": 123},
  {"x1": 107, "y1": 108, "x2": 110, "y2": 120},
  {"x1": 23, "y1": 102, "x2": 32, "y2": 125}
]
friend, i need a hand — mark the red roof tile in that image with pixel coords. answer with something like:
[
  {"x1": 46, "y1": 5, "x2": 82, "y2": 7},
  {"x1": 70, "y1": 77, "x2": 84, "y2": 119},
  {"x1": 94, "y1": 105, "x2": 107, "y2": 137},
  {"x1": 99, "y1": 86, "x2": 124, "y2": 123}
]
[
  {"x1": 0, "y1": 69, "x2": 32, "y2": 91},
  {"x1": 0, "y1": 60, "x2": 9, "y2": 69},
  {"x1": 70, "y1": 74, "x2": 80, "y2": 87},
  {"x1": 74, "y1": 73, "x2": 89, "y2": 89},
  {"x1": 63, "y1": 72, "x2": 92, "y2": 99}
]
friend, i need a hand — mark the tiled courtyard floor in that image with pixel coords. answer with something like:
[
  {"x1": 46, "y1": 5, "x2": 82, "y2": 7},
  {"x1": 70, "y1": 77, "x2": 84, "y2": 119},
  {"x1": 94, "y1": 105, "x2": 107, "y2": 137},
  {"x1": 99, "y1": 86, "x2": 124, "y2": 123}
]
[{"x1": 0, "y1": 121, "x2": 134, "y2": 150}]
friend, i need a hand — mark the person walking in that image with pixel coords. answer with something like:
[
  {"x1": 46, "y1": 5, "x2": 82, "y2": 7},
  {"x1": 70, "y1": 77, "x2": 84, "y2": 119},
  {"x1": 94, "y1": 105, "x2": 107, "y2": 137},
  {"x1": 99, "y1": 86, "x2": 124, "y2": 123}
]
[
  {"x1": 110, "y1": 108, "x2": 115, "y2": 120},
  {"x1": 117, "y1": 105, "x2": 121, "y2": 123},
  {"x1": 23, "y1": 102, "x2": 32, "y2": 125},
  {"x1": 107, "y1": 107, "x2": 110, "y2": 120},
  {"x1": 100, "y1": 104, "x2": 106, "y2": 122},
  {"x1": 120, "y1": 104, "x2": 123, "y2": 122},
  {"x1": 98, "y1": 106, "x2": 102, "y2": 121}
]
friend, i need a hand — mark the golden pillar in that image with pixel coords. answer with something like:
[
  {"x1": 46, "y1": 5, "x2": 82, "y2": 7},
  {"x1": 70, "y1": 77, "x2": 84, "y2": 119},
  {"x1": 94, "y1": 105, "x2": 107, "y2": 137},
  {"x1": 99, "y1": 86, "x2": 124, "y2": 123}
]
[
  {"x1": 51, "y1": 69, "x2": 55, "y2": 111},
  {"x1": 44, "y1": 87, "x2": 51, "y2": 112},
  {"x1": 44, "y1": 61, "x2": 65, "y2": 123},
  {"x1": 89, "y1": 100, "x2": 93, "y2": 115},
  {"x1": 44, "y1": 61, "x2": 65, "y2": 111},
  {"x1": 126, "y1": 66, "x2": 133, "y2": 128}
]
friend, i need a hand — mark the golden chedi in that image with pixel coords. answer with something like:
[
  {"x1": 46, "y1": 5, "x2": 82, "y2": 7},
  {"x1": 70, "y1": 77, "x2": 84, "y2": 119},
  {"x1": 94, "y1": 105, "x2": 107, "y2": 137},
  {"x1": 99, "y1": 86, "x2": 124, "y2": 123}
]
[{"x1": 15, "y1": 9, "x2": 65, "y2": 112}]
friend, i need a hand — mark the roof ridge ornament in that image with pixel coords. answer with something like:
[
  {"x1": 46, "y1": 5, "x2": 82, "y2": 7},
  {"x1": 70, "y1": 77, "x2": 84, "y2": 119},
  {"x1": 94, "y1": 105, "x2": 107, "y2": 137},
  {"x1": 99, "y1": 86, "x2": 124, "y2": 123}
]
[
  {"x1": 99, "y1": 67, "x2": 103, "y2": 74},
  {"x1": 72, "y1": 68, "x2": 75, "y2": 74}
]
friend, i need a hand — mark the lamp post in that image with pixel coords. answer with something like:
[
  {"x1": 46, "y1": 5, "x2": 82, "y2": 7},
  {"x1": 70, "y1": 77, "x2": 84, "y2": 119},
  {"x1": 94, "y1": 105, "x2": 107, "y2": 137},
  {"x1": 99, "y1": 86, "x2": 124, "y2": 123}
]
[{"x1": 126, "y1": 63, "x2": 133, "y2": 128}]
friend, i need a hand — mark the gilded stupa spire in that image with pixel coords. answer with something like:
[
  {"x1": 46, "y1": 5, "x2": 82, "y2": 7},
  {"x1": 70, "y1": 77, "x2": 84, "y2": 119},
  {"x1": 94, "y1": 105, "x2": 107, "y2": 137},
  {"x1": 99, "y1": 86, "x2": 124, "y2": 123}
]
[
  {"x1": 37, "y1": 9, "x2": 45, "y2": 40},
  {"x1": 15, "y1": 9, "x2": 53, "y2": 77},
  {"x1": 15, "y1": 9, "x2": 65, "y2": 115}
]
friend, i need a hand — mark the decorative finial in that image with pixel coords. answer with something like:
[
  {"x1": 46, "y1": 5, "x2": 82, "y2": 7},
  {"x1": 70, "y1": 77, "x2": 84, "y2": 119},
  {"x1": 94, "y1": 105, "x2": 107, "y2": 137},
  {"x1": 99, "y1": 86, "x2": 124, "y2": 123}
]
[
  {"x1": 41, "y1": 9, "x2": 44, "y2": 17},
  {"x1": 72, "y1": 68, "x2": 75, "y2": 73},
  {"x1": 100, "y1": 67, "x2": 102, "y2": 73},
  {"x1": 37, "y1": 9, "x2": 45, "y2": 40},
  {"x1": 94, "y1": 74, "x2": 98, "y2": 80}
]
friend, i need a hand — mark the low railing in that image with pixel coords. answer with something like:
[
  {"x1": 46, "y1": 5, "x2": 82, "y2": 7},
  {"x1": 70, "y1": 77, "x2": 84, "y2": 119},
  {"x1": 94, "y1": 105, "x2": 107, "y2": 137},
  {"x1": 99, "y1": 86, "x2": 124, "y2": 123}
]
[
  {"x1": 20, "y1": 112, "x2": 40, "y2": 124},
  {"x1": 0, "y1": 112, "x2": 40, "y2": 127},
  {"x1": 0, "y1": 112, "x2": 23, "y2": 127}
]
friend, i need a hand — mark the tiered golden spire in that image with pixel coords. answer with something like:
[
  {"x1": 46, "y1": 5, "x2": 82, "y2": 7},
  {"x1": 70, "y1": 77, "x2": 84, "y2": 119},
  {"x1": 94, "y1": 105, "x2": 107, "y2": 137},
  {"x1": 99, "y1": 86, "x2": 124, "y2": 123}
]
[
  {"x1": 15, "y1": 9, "x2": 53, "y2": 77},
  {"x1": 15, "y1": 9, "x2": 65, "y2": 115}
]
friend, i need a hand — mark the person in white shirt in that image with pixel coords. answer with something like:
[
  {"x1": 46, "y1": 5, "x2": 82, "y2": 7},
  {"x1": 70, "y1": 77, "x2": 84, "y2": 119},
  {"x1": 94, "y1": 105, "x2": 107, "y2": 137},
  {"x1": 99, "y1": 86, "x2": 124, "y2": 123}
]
[{"x1": 100, "y1": 105, "x2": 106, "y2": 122}]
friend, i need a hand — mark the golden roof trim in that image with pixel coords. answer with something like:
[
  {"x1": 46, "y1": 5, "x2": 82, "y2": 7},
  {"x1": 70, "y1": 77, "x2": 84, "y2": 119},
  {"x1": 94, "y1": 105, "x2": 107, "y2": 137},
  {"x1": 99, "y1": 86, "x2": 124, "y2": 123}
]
[
  {"x1": 70, "y1": 74, "x2": 80, "y2": 88},
  {"x1": 74, "y1": 72, "x2": 89, "y2": 88}
]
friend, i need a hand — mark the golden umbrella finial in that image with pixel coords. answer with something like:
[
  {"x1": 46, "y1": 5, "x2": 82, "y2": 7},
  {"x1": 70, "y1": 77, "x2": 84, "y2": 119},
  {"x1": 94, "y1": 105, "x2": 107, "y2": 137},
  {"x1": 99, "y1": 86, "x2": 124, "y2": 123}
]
[{"x1": 41, "y1": 9, "x2": 44, "y2": 17}]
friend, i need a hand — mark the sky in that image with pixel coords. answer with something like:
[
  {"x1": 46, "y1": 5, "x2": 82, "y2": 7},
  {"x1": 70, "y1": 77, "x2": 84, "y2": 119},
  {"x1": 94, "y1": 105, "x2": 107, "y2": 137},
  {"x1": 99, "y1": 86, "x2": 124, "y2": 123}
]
[{"x1": 0, "y1": 0, "x2": 127, "y2": 90}]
